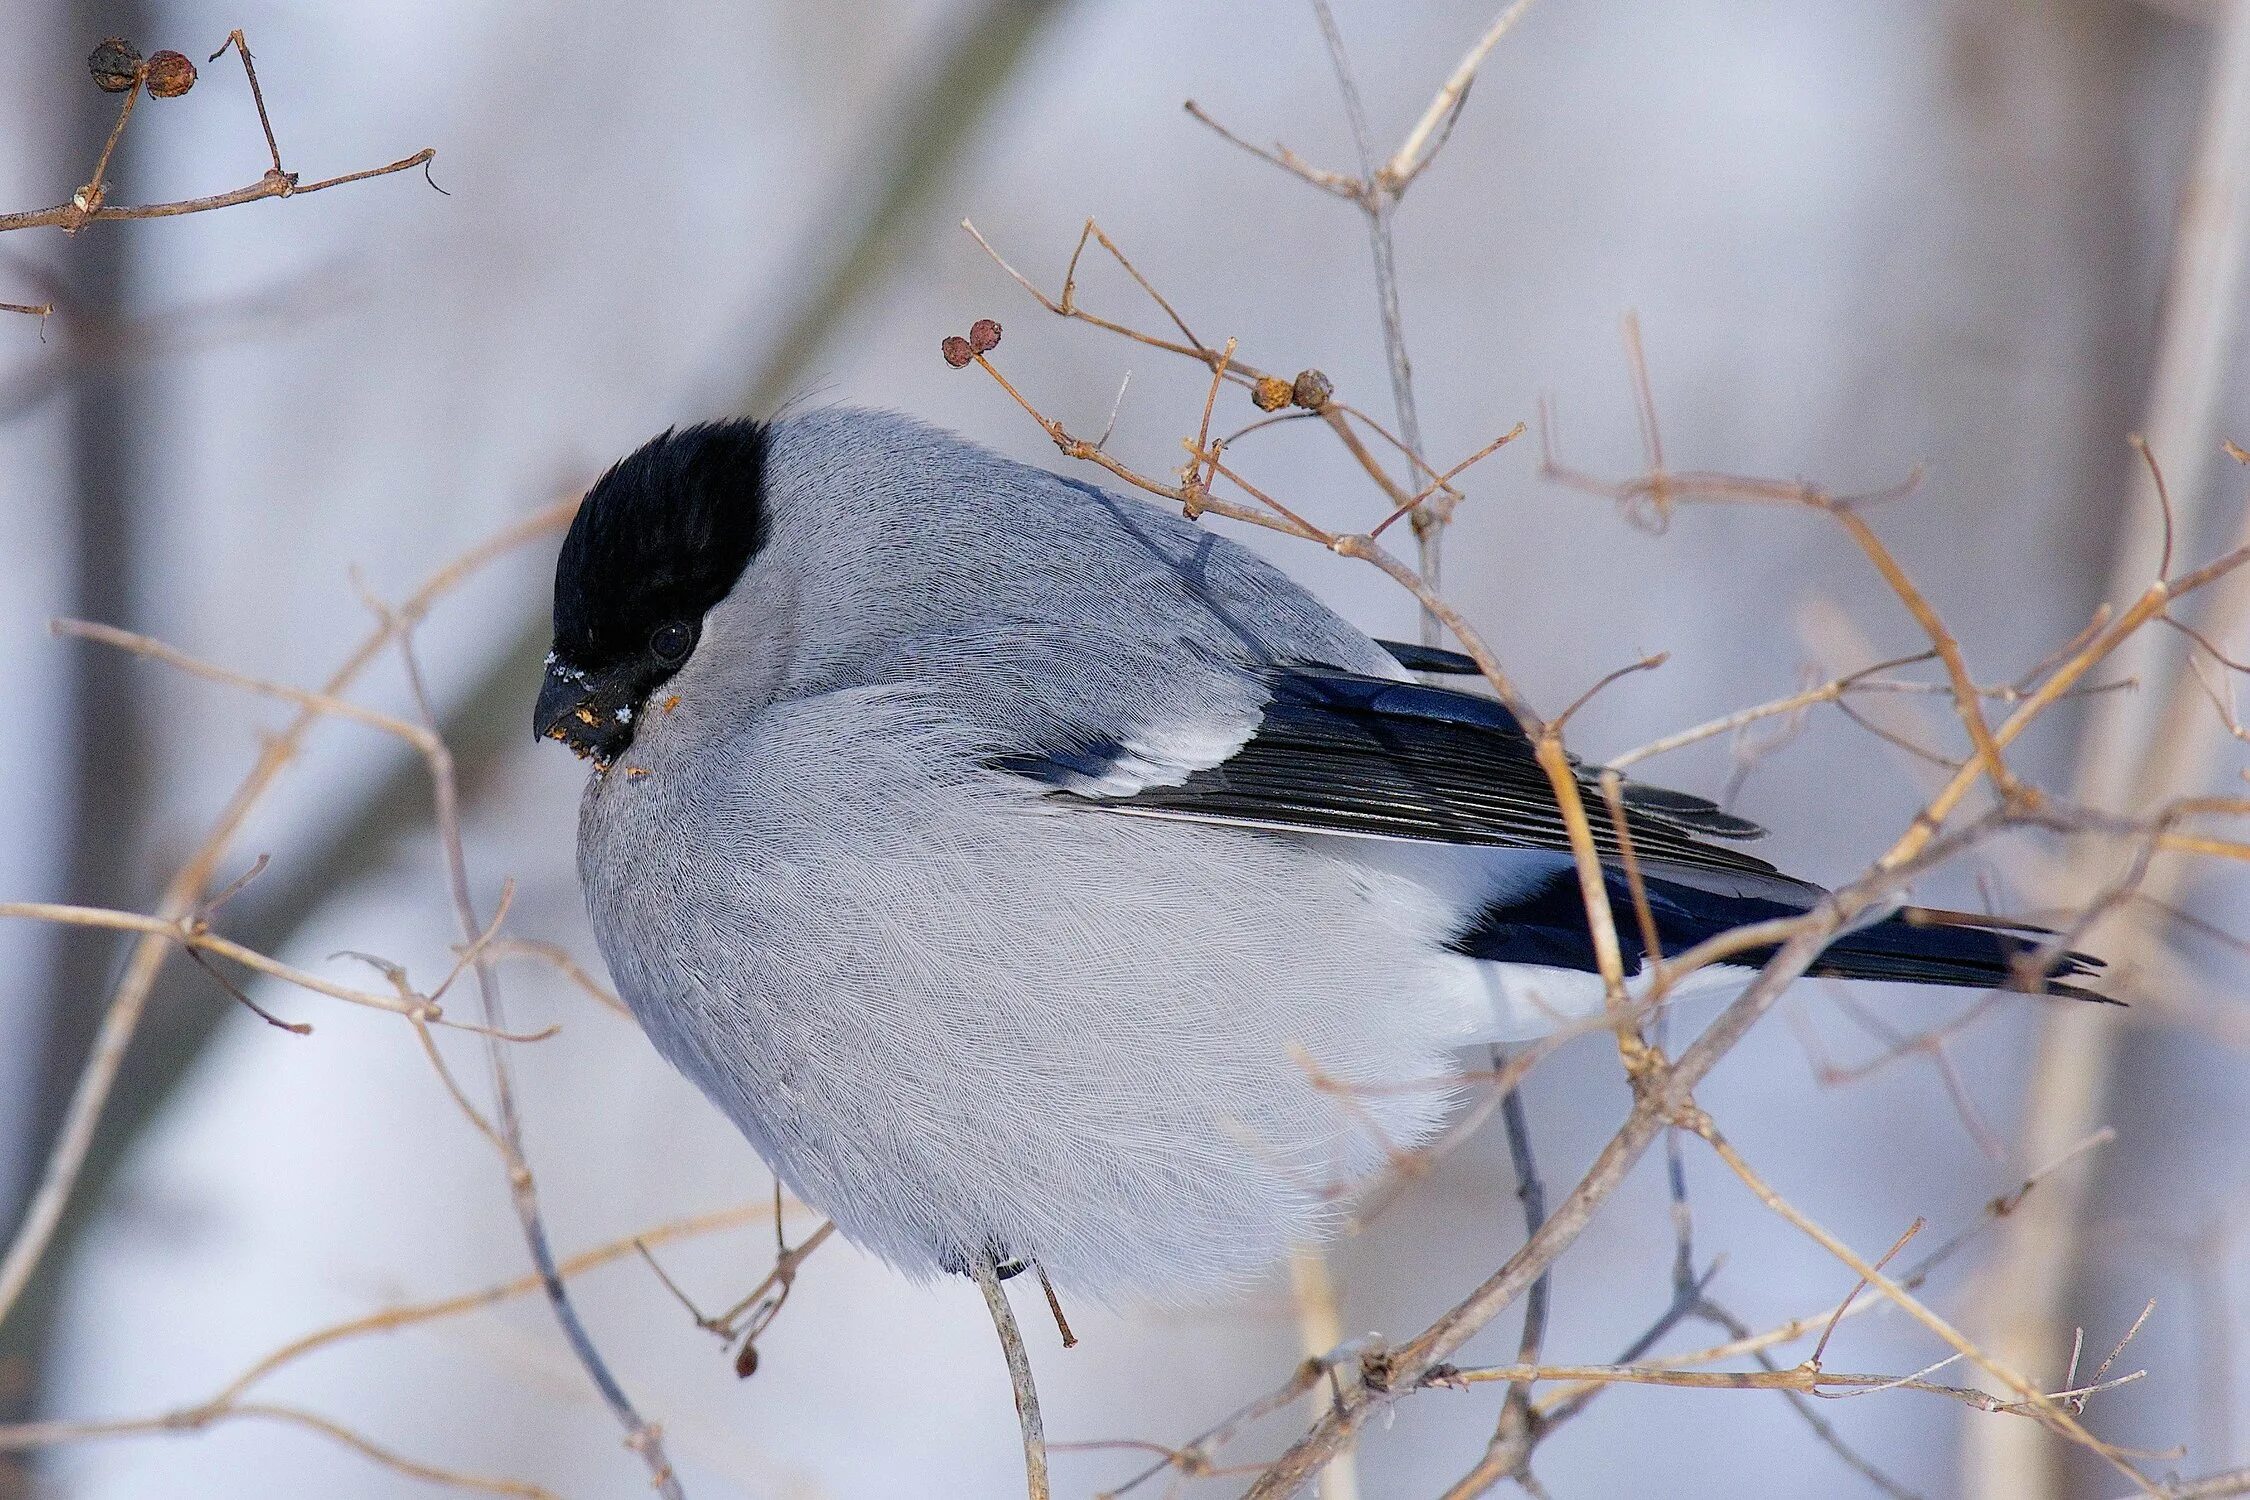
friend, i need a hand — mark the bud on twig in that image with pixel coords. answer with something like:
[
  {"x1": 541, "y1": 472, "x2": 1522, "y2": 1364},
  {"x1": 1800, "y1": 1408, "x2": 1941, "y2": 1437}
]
[
  {"x1": 88, "y1": 37, "x2": 143, "y2": 93},
  {"x1": 1252, "y1": 376, "x2": 1293, "y2": 412},
  {"x1": 145, "y1": 50, "x2": 198, "y2": 98},
  {"x1": 1290, "y1": 369, "x2": 1334, "y2": 410}
]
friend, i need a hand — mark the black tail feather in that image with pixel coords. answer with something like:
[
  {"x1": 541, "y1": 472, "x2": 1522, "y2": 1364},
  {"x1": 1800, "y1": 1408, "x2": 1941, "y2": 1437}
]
[
  {"x1": 1808, "y1": 906, "x2": 2108, "y2": 1002},
  {"x1": 1452, "y1": 871, "x2": 2111, "y2": 1003}
]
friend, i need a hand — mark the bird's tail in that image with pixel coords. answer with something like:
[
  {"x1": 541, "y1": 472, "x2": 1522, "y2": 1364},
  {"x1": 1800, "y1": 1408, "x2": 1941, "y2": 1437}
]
[
  {"x1": 1805, "y1": 905, "x2": 2109, "y2": 1002},
  {"x1": 1453, "y1": 871, "x2": 2112, "y2": 1003}
]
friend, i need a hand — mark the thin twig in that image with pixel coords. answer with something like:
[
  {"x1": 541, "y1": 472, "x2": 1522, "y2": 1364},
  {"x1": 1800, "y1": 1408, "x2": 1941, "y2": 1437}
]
[
  {"x1": 382, "y1": 618, "x2": 686, "y2": 1498},
  {"x1": 1532, "y1": 1128, "x2": 2118, "y2": 1408},
  {"x1": 973, "y1": 1250, "x2": 1050, "y2": 1500},
  {"x1": 0, "y1": 900, "x2": 458, "y2": 1024},
  {"x1": 0, "y1": 500, "x2": 568, "y2": 1354},
  {"x1": 1, "y1": 151, "x2": 435, "y2": 234},
  {"x1": 71, "y1": 83, "x2": 144, "y2": 227},
  {"x1": 1382, "y1": 0, "x2": 1542, "y2": 191},
  {"x1": 712, "y1": 1218, "x2": 836, "y2": 1337},
  {"x1": 1434, "y1": 1358, "x2": 2135, "y2": 1411},
  {"x1": 1685, "y1": 1115, "x2": 2157, "y2": 1491},
  {"x1": 208, "y1": 31, "x2": 286, "y2": 177},
  {"x1": 1810, "y1": 1219, "x2": 1925, "y2": 1370},
  {"x1": 1183, "y1": 3, "x2": 1542, "y2": 633},
  {"x1": 1286, "y1": 1246, "x2": 1360, "y2": 1500},
  {"x1": 0, "y1": 1200, "x2": 775, "y2": 1494},
  {"x1": 1437, "y1": 1060, "x2": 1550, "y2": 1499},
  {"x1": 1033, "y1": 1263, "x2": 1078, "y2": 1350}
]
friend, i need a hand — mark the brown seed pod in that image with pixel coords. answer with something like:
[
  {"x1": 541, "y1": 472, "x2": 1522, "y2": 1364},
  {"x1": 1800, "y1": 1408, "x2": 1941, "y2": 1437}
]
[
  {"x1": 733, "y1": 1340, "x2": 759, "y2": 1379},
  {"x1": 144, "y1": 50, "x2": 197, "y2": 98},
  {"x1": 1251, "y1": 375, "x2": 1293, "y2": 412},
  {"x1": 88, "y1": 37, "x2": 143, "y2": 93},
  {"x1": 940, "y1": 335, "x2": 976, "y2": 369},
  {"x1": 967, "y1": 318, "x2": 1002, "y2": 354},
  {"x1": 1290, "y1": 368, "x2": 1334, "y2": 410}
]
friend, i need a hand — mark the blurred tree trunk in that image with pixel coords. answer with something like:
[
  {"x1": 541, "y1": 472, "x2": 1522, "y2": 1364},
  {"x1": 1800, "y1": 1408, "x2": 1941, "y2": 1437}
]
[
  {"x1": 0, "y1": 0, "x2": 151, "y2": 1468},
  {"x1": 1956, "y1": 3, "x2": 2241, "y2": 1497}
]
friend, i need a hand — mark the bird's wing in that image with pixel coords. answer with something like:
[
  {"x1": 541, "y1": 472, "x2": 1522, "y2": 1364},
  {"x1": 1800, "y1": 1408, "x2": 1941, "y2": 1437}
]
[
  {"x1": 1372, "y1": 638, "x2": 1483, "y2": 675},
  {"x1": 1371, "y1": 645, "x2": 1771, "y2": 836},
  {"x1": 995, "y1": 666, "x2": 1803, "y2": 894}
]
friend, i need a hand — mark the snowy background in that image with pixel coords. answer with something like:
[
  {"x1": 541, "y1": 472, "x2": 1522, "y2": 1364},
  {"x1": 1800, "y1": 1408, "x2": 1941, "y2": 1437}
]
[{"x1": 0, "y1": 1, "x2": 2244, "y2": 1496}]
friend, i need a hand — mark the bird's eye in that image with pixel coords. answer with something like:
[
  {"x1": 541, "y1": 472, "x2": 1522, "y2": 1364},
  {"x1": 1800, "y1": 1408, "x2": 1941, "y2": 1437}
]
[{"x1": 649, "y1": 621, "x2": 695, "y2": 664}]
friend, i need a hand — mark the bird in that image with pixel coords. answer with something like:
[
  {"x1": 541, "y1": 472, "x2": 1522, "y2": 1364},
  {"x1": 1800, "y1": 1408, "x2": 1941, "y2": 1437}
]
[{"x1": 535, "y1": 406, "x2": 2101, "y2": 1304}]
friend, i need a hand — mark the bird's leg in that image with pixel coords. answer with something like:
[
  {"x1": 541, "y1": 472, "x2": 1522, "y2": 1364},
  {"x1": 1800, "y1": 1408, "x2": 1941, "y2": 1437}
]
[{"x1": 971, "y1": 1245, "x2": 1050, "y2": 1500}]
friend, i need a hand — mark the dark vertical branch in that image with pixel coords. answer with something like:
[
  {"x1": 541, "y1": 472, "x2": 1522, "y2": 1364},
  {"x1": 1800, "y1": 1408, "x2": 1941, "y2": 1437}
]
[
  {"x1": 3, "y1": 0, "x2": 152, "y2": 1437},
  {"x1": 1493, "y1": 1080, "x2": 1547, "y2": 1431}
]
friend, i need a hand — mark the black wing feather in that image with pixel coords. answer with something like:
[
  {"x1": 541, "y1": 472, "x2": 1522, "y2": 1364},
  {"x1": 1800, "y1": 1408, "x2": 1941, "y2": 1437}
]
[
  {"x1": 1011, "y1": 666, "x2": 1788, "y2": 889},
  {"x1": 1346, "y1": 666, "x2": 1764, "y2": 841},
  {"x1": 1374, "y1": 638, "x2": 1483, "y2": 675}
]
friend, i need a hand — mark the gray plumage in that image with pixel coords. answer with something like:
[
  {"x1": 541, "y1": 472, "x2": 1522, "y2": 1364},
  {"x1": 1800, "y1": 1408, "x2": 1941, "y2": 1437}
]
[{"x1": 543, "y1": 407, "x2": 2098, "y2": 1301}]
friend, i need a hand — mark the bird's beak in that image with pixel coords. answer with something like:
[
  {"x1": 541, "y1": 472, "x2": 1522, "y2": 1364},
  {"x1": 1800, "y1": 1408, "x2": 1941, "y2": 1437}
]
[
  {"x1": 533, "y1": 663, "x2": 585, "y2": 742},
  {"x1": 535, "y1": 655, "x2": 638, "y2": 763}
]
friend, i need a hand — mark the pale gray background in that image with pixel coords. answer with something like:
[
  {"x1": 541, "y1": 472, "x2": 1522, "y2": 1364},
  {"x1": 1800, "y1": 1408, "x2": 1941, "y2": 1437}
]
[{"x1": 0, "y1": 1, "x2": 2242, "y2": 1497}]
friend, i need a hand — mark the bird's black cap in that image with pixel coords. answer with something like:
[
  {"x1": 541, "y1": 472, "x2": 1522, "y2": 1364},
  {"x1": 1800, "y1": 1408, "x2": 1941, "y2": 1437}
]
[{"x1": 538, "y1": 420, "x2": 770, "y2": 760}]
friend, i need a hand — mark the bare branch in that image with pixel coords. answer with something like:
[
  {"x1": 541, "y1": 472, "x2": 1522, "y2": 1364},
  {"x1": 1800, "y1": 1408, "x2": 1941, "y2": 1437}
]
[
  {"x1": 0, "y1": 496, "x2": 573, "y2": 1358},
  {"x1": 1381, "y1": 0, "x2": 1542, "y2": 191},
  {"x1": 974, "y1": 1251, "x2": 1050, "y2": 1500},
  {"x1": 379, "y1": 608, "x2": 687, "y2": 1498}
]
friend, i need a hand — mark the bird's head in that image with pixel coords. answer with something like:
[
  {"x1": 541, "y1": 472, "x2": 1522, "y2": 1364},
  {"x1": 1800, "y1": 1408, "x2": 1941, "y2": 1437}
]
[{"x1": 537, "y1": 420, "x2": 770, "y2": 765}]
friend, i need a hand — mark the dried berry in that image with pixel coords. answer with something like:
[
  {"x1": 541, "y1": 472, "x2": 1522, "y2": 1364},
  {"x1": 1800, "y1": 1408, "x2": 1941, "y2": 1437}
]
[
  {"x1": 1251, "y1": 375, "x2": 1293, "y2": 412},
  {"x1": 144, "y1": 50, "x2": 197, "y2": 98},
  {"x1": 733, "y1": 1341, "x2": 759, "y2": 1378},
  {"x1": 1290, "y1": 368, "x2": 1334, "y2": 410},
  {"x1": 88, "y1": 36, "x2": 143, "y2": 93},
  {"x1": 940, "y1": 335, "x2": 975, "y2": 369},
  {"x1": 967, "y1": 318, "x2": 1002, "y2": 354}
]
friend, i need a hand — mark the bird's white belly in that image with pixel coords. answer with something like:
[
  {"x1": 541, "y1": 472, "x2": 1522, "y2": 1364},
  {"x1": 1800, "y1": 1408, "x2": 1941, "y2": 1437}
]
[{"x1": 580, "y1": 730, "x2": 1500, "y2": 1301}]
